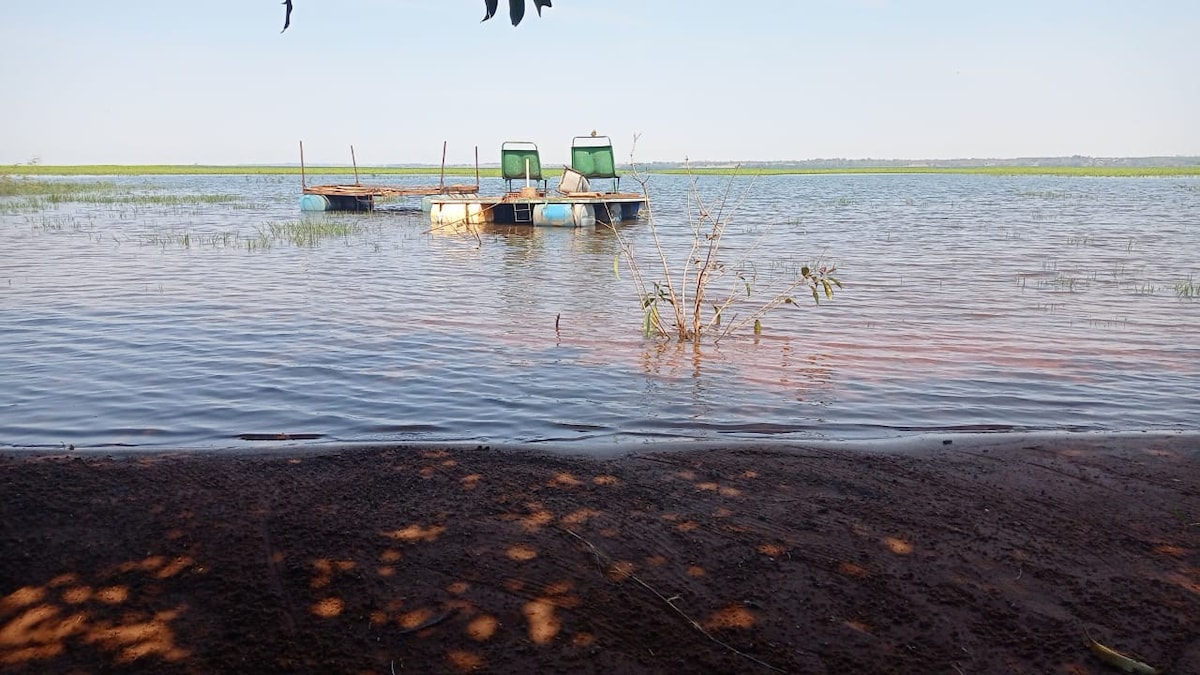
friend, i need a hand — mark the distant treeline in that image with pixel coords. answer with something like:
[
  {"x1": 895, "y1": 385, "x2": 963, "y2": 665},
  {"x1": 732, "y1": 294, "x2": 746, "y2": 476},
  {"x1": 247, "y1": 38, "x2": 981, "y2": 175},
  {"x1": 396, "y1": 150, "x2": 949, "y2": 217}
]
[
  {"x1": 636, "y1": 155, "x2": 1200, "y2": 170},
  {"x1": 4, "y1": 156, "x2": 1199, "y2": 178}
]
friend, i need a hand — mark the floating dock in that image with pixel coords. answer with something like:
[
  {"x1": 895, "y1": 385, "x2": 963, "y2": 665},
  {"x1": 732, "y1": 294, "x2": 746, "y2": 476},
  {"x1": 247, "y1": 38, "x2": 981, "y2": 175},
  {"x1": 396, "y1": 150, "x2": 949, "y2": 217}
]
[
  {"x1": 427, "y1": 190, "x2": 645, "y2": 227},
  {"x1": 296, "y1": 136, "x2": 648, "y2": 226},
  {"x1": 297, "y1": 141, "x2": 480, "y2": 212},
  {"x1": 301, "y1": 183, "x2": 478, "y2": 212},
  {"x1": 428, "y1": 136, "x2": 647, "y2": 227}
]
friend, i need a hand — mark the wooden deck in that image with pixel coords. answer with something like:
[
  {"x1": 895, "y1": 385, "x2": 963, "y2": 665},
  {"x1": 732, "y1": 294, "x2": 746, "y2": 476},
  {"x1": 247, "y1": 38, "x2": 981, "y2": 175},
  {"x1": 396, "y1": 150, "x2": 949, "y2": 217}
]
[
  {"x1": 303, "y1": 183, "x2": 479, "y2": 198},
  {"x1": 427, "y1": 191, "x2": 647, "y2": 226}
]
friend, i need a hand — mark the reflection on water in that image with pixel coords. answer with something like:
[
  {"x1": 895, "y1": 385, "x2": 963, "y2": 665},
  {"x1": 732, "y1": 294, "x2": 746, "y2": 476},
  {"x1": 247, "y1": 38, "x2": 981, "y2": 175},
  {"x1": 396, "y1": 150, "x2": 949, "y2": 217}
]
[{"x1": 1, "y1": 172, "x2": 1198, "y2": 451}]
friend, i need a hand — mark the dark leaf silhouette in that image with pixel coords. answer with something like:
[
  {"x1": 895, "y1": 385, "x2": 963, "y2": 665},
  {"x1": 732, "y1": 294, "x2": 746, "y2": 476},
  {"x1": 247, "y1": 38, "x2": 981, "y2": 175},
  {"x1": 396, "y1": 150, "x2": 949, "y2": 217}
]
[{"x1": 282, "y1": 0, "x2": 550, "y2": 32}]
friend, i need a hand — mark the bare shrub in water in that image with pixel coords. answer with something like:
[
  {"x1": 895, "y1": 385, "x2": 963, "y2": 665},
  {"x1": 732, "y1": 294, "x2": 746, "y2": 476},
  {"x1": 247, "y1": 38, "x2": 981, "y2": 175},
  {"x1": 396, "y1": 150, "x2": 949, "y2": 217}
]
[{"x1": 610, "y1": 139, "x2": 840, "y2": 342}]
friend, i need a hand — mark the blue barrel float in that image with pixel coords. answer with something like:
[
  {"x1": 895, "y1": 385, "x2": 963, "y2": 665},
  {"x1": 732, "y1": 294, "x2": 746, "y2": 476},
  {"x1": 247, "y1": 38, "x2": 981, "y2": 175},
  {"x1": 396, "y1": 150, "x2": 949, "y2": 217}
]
[
  {"x1": 532, "y1": 203, "x2": 596, "y2": 227},
  {"x1": 299, "y1": 194, "x2": 330, "y2": 211},
  {"x1": 300, "y1": 194, "x2": 372, "y2": 211}
]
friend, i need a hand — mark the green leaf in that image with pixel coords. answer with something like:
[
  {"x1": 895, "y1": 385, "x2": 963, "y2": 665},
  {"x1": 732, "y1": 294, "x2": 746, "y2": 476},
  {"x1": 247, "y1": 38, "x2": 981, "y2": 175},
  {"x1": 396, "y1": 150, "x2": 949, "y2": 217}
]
[
  {"x1": 811, "y1": 286, "x2": 820, "y2": 304},
  {"x1": 613, "y1": 255, "x2": 621, "y2": 280},
  {"x1": 753, "y1": 319, "x2": 762, "y2": 334},
  {"x1": 823, "y1": 279, "x2": 833, "y2": 299},
  {"x1": 830, "y1": 277, "x2": 843, "y2": 289},
  {"x1": 801, "y1": 266, "x2": 811, "y2": 277}
]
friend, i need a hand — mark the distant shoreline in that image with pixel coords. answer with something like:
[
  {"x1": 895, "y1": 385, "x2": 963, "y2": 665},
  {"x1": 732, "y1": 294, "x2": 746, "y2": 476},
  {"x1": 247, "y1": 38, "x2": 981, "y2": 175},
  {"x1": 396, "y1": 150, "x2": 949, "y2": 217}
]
[{"x1": 4, "y1": 164, "x2": 1199, "y2": 178}]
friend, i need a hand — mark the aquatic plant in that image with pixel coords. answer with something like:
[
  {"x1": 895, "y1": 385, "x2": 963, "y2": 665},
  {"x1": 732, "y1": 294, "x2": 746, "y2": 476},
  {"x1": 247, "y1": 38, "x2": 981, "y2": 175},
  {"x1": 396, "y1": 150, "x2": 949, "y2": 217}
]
[
  {"x1": 258, "y1": 219, "x2": 361, "y2": 248},
  {"x1": 610, "y1": 142, "x2": 840, "y2": 342},
  {"x1": 0, "y1": 174, "x2": 116, "y2": 199},
  {"x1": 7, "y1": 164, "x2": 1198, "y2": 179},
  {"x1": 133, "y1": 218, "x2": 375, "y2": 251},
  {"x1": 1176, "y1": 275, "x2": 1198, "y2": 299},
  {"x1": 658, "y1": 166, "x2": 1200, "y2": 178},
  {"x1": 76, "y1": 193, "x2": 244, "y2": 206},
  {"x1": 0, "y1": 164, "x2": 535, "y2": 179}
]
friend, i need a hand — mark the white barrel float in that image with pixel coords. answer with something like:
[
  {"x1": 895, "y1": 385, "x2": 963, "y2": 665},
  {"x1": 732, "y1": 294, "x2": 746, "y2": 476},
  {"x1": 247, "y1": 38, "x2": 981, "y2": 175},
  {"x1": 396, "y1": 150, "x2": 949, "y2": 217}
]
[
  {"x1": 430, "y1": 200, "x2": 491, "y2": 225},
  {"x1": 598, "y1": 202, "x2": 624, "y2": 223},
  {"x1": 299, "y1": 194, "x2": 330, "y2": 212},
  {"x1": 532, "y1": 203, "x2": 596, "y2": 227}
]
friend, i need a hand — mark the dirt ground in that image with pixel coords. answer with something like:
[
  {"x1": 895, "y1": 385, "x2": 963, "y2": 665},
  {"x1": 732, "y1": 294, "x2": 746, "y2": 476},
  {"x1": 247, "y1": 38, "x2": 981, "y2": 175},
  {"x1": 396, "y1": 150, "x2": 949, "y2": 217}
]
[{"x1": 1, "y1": 434, "x2": 1197, "y2": 674}]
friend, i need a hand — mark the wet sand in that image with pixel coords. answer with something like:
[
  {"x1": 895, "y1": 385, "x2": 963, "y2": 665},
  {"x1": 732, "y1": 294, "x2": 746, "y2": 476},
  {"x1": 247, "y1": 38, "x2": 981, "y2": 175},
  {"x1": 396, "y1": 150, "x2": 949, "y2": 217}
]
[{"x1": 1, "y1": 433, "x2": 1197, "y2": 673}]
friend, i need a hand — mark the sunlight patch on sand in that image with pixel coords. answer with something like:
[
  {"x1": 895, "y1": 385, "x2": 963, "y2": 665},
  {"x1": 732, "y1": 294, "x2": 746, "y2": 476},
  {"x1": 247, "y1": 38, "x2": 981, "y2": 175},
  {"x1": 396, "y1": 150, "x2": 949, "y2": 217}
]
[
  {"x1": 758, "y1": 544, "x2": 787, "y2": 558},
  {"x1": 399, "y1": 607, "x2": 435, "y2": 630},
  {"x1": 468, "y1": 614, "x2": 498, "y2": 641},
  {"x1": 523, "y1": 600, "x2": 560, "y2": 644},
  {"x1": 838, "y1": 561, "x2": 870, "y2": 578},
  {"x1": 704, "y1": 604, "x2": 756, "y2": 630},
  {"x1": 518, "y1": 506, "x2": 554, "y2": 533},
  {"x1": 561, "y1": 508, "x2": 601, "y2": 526},
  {"x1": 95, "y1": 587, "x2": 128, "y2": 604},
  {"x1": 506, "y1": 545, "x2": 539, "y2": 562},
  {"x1": 86, "y1": 607, "x2": 190, "y2": 663},
  {"x1": 549, "y1": 472, "x2": 583, "y2": 488},
  {"x1": 383, "y1": 524, "x2": 446, "y2": 543},
  {"x1": 311, "y1": 597, "x2": 344, "y2": 618},
  {"x1": 446, "y1": 649, "x2": 486, "y2": 671}
]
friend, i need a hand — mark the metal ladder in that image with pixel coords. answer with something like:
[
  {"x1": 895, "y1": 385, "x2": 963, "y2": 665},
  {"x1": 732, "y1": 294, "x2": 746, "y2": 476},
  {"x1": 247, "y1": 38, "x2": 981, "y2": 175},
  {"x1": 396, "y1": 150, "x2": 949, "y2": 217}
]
[{"x1": 513, "y1": 202, "x2": 533, "y2": 223}]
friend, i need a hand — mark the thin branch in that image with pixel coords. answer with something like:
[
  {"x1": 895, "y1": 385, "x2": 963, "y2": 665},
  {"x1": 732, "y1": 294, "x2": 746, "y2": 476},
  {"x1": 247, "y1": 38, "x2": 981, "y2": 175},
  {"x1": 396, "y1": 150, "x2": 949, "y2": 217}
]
[{"x1": 561, "y1": 527, "x2": 787, "y2": 673}]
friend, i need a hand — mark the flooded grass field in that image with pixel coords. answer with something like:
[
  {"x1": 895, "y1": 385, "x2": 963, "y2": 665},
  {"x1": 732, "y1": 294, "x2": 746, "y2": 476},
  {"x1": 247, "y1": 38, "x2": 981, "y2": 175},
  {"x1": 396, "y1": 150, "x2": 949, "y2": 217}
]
[{"x1": 1, "y1": 171, "x2": 1197, "y2": 452}]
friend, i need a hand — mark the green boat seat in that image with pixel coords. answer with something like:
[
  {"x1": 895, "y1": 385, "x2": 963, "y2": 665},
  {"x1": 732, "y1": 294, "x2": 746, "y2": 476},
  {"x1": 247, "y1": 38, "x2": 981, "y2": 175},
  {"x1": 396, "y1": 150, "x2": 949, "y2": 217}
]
[
  {"x1": 571, "y1": 135, "x2": 620, "y2": 191},
  {"x1": 501, "y1": 141, "x2": 546, "y2": 192}
]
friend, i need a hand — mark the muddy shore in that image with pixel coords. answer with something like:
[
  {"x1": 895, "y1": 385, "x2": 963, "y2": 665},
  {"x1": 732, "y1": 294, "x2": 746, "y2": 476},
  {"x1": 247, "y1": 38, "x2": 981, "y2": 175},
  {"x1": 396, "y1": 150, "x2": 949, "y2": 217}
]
[{"x1": 2, "y1": 433, "x2": 1197, "y2": 673}]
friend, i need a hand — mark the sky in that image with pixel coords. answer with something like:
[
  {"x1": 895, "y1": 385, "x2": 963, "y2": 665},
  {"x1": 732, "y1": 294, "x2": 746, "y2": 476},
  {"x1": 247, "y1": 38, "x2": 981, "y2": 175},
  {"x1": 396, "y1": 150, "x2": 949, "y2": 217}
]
[{"x1": 1, "y1": 0, "x2": 1198, "y2": 166}]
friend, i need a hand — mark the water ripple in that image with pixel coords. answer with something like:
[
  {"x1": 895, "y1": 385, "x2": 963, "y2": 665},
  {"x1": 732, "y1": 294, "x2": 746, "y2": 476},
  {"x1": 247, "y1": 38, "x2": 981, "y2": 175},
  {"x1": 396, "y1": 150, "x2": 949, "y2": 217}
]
[{"x1": 2, "y1": 173, "x2": 1198, "y2": 451}]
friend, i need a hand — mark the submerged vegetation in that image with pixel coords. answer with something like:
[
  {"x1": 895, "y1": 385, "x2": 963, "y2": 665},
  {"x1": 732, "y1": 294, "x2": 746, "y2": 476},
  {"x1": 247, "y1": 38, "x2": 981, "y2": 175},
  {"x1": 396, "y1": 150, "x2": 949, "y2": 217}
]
[
  {"x1": 5, "y1": 164, "x2": 1199, "y2": 178},
  {"x1": 3, "y1": 174, "x2": 369, "y2": 251},
  {"x1": 658, "y1": 166, "x2": 1200, "y2": 177},
  {"x1": 3, "y1": 164, "x2": 519, "y2": 178},
  {"x1": 139, "y1": 219, "x2": 375, "y2": 251},
  {"x1": 1, "y1": 174, "x2": 246, "y2": 213},
  {"x1": 0, "y1": 174, "x2": 116, "y2": 196},
  {"x1": 1177, "y1": 275, "x2": 1198, "y2": 299},
  {"x1": 610, "y1": 151, "x2": 840, "y2": 342}
]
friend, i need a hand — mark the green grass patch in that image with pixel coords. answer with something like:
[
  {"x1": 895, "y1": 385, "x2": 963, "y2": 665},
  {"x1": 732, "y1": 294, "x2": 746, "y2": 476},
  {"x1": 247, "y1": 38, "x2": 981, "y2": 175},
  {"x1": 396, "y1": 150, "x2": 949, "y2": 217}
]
[
  {"x1": 1177, "y1": 275, "x2": 1199, "y2": 299},
  {"x1": 1, "y1": 174, "x2": 247, "y2": 211},
  {"x1": 255, "y1": 219, "x2": 364, "y2": 248},
  {"x1": 139, "y1": 219, "x2": 376, "y2": 251},
  {"x1": 655, "y1": 166, "x2": 1200, "y2": 177},
  {"x1": 2, "y1": 164, "x2": 515, "y2": 178},
  {"x1": 0, "y1": 174, "x2": 116, "y2": 197},
  {"x1": 7, "y1": 164, "x2": 1199, "y2": 178},
  {"x1": 76, "y1": 193, "x2": 244, "y2": 206}
]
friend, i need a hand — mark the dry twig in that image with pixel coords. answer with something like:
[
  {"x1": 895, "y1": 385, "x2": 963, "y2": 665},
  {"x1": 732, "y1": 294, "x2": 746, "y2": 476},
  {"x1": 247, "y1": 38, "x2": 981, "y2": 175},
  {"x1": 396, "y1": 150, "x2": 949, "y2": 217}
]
[{"x1": 561, "y1": 527, "x2": 786, "y2": 673}]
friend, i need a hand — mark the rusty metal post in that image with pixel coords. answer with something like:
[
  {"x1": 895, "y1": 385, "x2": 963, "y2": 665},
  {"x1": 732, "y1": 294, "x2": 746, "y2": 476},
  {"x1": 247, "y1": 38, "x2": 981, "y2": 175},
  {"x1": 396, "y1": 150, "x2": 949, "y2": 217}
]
[
  {"x1": 299, "y1": 140, "x2": 306, "y2": 188},
  {"x1": 439, "y1": 141, "x2": 448, "y2": 192},
  {"x1": 350, "y1": 145, "x2": 360, "y2": 186}
]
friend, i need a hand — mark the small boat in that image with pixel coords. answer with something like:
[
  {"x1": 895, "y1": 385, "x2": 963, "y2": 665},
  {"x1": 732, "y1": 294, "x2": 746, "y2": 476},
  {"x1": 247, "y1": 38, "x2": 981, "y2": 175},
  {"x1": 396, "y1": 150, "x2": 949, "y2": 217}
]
[
  {"x1": 298, "y1": 141, "x2": 480, "y2": 212},
  {"x1": 427, "y1": 136, "x2": 647, "y2": 227}
]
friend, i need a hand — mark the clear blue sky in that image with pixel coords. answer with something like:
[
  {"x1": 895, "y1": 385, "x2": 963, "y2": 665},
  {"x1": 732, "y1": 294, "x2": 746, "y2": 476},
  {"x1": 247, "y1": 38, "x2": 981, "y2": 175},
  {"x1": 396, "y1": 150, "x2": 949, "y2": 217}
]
[{"x1": 1, "y1": 0, "x2": 1197, "y2": 165}]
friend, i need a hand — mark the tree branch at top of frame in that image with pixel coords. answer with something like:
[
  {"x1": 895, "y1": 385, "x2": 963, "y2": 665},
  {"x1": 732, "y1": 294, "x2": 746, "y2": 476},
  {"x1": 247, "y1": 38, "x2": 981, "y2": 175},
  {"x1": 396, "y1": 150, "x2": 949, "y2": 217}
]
[{"x1": 280, "y1": 0, "x2": 552, "y2": 33}]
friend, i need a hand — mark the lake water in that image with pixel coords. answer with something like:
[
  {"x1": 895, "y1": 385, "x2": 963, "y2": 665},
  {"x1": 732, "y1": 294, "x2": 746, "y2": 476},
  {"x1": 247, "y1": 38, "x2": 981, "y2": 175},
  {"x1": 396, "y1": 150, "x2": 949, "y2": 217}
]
[{"x1": 1, "y1": 172, "x2": 1198, "y2": 452}]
